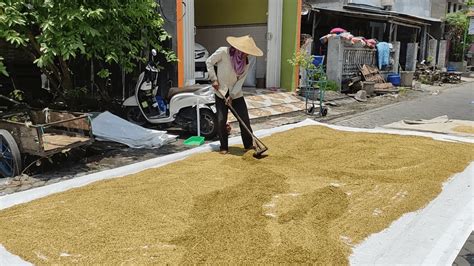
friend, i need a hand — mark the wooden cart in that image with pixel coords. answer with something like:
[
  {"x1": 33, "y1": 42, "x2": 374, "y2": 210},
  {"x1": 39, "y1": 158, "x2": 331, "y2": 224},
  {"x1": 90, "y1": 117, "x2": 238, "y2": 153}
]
[{"x1": 0, "y1": 110, "x2": 94, "y2": 178}]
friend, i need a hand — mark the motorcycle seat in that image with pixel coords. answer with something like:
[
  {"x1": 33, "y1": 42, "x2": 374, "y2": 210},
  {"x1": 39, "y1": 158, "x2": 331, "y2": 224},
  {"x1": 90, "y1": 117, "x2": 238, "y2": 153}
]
[{"x1": 167, "y1": 85, "x2": 209, "y2": 101}]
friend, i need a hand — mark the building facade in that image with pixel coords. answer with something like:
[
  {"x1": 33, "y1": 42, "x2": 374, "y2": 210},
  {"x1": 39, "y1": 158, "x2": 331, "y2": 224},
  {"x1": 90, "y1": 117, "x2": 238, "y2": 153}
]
[
  {"x1": 303, "y1": 0, "x2": 464, "y2": 87},
  {"x1": 306, "y1": 0, "x2": 453, "y2": 67},
  {"x1": 173, "y1": 0, "x2": 303, "y2": 91}
]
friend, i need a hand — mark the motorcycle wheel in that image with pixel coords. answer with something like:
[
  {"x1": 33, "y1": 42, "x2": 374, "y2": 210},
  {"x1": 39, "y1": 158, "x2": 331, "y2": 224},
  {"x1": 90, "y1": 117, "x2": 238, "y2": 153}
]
[
  {"x1": 197, "y1": 108, "x2": 217, "y2": 140},
  {"x1": 125, "y1": 107, "x2": 147, "y2": 126}
]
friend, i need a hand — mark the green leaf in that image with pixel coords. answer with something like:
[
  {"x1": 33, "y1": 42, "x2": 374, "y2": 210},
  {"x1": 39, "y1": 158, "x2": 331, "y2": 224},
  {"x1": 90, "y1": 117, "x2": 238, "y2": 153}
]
[
  {"x1": 5, "y1": 31, "x2": 27, "y2": 47},
  {"x1": 0, "y1": 58, "x2": 9, "y2": 77},
  {"x1": 0, "y1": 0, "x2": 175, "y2": 85},
  {"x1": 97, "y1": 69, "x2": 111, "y2": 78},
  {"x1": 33, "y1": 57, "x2": 45, "y2": 68},
  {"x1": 105, "y1": 53, "x2": 118, "y2": 64},
  {"x1": 86, "y1": 9, "x2": 105, "y2": 19}
]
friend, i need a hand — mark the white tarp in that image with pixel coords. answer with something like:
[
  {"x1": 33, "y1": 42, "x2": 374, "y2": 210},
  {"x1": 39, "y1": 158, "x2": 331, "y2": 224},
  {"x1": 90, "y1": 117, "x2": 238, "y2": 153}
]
[
  {"x1": 350, "y1": 162, "x2": 473, "y2": 265},
  {"x1": 91, "y1": 111, "x2": 177, "y2": 149},
  {"x1": 382, "y1": 116, "x2": 474, "y2": 138}
]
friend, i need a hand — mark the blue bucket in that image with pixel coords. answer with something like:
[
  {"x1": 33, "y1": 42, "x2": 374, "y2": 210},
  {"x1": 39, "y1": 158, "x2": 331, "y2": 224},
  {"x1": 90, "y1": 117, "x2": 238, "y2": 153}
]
[{"x1": 387, "y1": 73, "x2": 401, "y2": 86}]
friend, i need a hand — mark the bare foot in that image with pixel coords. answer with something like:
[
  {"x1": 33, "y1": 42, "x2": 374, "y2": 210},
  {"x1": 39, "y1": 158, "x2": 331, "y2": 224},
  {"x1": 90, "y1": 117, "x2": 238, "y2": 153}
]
[{"x1": 219, "y1": 150, "x2": 229, "y2": 155}]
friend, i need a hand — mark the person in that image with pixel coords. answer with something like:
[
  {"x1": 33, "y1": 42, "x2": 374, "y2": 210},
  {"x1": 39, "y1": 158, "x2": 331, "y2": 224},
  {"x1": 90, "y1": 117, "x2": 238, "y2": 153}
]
[{"x1": 206, "y1": 35, "x2": 263, "y2": 155}]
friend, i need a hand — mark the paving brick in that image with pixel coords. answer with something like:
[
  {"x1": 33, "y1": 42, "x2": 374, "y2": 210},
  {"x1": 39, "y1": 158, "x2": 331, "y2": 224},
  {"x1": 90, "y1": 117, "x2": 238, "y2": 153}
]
[
  {"x1": 456, "y1": 232, "x2": 474, "y2": 265},
  {"x1": 453, "y1": 256, "x2": 471, "y2": 266}
]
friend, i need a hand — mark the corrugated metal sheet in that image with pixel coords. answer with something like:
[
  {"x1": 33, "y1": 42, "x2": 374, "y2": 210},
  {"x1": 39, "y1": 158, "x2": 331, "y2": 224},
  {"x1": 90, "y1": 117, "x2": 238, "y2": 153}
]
[{"x1": 0, "y1": 42, "x2": 30, "y2": 63}]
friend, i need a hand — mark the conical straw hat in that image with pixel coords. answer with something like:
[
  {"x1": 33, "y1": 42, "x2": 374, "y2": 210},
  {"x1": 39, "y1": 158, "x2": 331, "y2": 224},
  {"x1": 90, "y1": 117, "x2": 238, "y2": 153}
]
[{"x1": 226, "y1": 35, "x2": 263, "y2": 57}]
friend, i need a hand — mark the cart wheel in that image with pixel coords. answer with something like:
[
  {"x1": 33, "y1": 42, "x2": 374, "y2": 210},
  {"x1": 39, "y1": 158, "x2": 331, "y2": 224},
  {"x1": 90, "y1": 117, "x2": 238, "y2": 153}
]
[
  {"x1": 0, "y1": 129, "x2": 22, "y2": 178},
  {"x1": 308, "y1": 106, "x2": 315, "y2": 115},
  {"x1": 321, "y1": 107, "x2": 328, "y2": 117}
]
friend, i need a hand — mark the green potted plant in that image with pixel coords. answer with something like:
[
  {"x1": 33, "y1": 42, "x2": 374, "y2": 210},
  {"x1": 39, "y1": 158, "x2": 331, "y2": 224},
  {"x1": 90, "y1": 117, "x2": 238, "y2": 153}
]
[{"x1": 288, "y1": 51, "x2": 316, "y2": 90}]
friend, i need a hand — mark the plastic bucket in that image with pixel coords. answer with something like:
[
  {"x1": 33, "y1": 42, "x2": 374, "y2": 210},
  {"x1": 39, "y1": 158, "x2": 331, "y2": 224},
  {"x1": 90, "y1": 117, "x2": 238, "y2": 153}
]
[{"x1": 387, "y1": 73, "x2": 401, "y2": 86}]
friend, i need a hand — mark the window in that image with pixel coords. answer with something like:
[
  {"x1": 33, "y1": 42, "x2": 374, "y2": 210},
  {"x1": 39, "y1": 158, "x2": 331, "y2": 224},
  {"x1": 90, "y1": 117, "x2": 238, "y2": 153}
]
[
  {"x1": 453, "y1": 4, "x2": 457, "y2": 12},
  {"x1": 448, "y1": 2, "x2": 451, "y2": 13}
]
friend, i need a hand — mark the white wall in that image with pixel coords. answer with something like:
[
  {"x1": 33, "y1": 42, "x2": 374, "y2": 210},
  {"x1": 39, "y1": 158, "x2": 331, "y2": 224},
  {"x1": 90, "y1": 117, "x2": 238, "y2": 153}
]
[
  {"x1": 195, "y1": 25, "x2": 268, "y2": 79},
  {"x1": 393, "y1": 0, "x2": 431, "y2": 18},
  {"x1": 350, "y1": 0, "x2": 432, "y2": 18},
  {"x1": 183, "y1": 0, "x2": 195, "y2": 86},
  {"x1": 266, "y1": 0, "x2": 283, "y2": 88}
]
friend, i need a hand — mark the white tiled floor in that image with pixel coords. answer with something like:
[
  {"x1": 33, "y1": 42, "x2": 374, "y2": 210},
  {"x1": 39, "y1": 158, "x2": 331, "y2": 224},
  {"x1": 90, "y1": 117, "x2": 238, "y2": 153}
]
[{"x1": 229, "y1": 89, "x2": 308, "y2": 122}]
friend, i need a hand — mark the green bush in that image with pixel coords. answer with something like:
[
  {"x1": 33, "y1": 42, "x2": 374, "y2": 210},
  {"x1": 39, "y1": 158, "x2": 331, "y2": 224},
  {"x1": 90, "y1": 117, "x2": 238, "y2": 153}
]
[
  {"x1": 288, "y1": 51, "x2": 316, "y2": 70},
  {"x1": 0, "y1": 0, "x2": 175, "y2": 94},
  {"x1": 0, "y1": 57, "x2": 7, "y2": 77},
  {"x1": 326, "y1": 80, "x2": 340, "y2": 91},
  {"x1": 446, "y1": 11, "x2": 472, "y2": 62}
]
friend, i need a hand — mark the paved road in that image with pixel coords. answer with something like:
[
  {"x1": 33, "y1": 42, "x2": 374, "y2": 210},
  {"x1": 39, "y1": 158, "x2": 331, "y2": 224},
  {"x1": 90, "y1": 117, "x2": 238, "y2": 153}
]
[
  {"x1": 332, "y1": 82, "x2": 474, "y2": 128},
  {"x1": 331, "y1": 82, "x2": 473, "y2": 266}
]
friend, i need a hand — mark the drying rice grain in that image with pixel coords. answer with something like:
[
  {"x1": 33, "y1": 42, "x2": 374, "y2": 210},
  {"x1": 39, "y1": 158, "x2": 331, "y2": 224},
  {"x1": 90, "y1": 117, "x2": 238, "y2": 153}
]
[
  {"x1": 0, "y1": 126, "x2": 472, "y2": 264},
  {"x1": 453, "y1": 125, "x2": 474, "y2": 135}
]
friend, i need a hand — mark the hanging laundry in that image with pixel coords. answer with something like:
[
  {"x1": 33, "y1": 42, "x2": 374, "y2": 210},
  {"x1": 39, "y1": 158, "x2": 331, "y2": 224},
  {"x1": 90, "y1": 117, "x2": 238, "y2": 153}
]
[
  {"x1": 330, "y1": 27, "x2": 347, "y2": 34},
  {"x1": 376, "y1": 42, "x2": 391, "y2": 69},
  {"x1": 365, "y1": 39, "x2": 377, "y2": 49}
]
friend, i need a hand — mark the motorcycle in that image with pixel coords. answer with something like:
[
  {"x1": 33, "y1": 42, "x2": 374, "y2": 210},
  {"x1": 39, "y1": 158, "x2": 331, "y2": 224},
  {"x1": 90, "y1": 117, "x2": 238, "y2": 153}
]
[{"x1": 123, "y1": 49, "x2": 217, "y2": 139}]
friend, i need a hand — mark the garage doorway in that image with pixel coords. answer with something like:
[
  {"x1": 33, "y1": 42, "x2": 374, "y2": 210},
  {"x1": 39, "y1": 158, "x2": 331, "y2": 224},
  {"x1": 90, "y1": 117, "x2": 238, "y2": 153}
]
[{"x1": 182, "y1": 0, "x2": 282, "y2": 89}]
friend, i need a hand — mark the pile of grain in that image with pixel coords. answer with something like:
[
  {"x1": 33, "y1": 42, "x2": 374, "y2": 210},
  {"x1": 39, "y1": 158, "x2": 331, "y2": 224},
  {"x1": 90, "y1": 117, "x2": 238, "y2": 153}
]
[
  {"x1": 453, "y1": 125, "x2": 474, "y2": 135},
  {"x1": 0, "y1": 126, "x2": 472, "y2": 264}
]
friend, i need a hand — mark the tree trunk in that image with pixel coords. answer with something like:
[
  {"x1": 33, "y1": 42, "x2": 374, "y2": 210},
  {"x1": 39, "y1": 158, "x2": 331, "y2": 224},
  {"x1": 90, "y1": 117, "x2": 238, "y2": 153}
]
[
  {"x1": 96, "y1": 80, "x2": 112, "y2": 103},
  {"x1": 59, "y1": 58, "x2": 73, "y2": 92},
  {"x1": 95, "y1": 61, "x2": 112, "y2": 103},
  {"x1": 26, "y1": 31, "x2": 74, "y2": 95}
]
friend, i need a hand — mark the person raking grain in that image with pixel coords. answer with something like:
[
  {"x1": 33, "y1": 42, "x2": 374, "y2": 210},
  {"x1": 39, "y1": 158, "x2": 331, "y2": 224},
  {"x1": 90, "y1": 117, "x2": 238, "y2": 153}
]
[{"x1": 206, "y1": 35, "x2": 263, "y2": 155}]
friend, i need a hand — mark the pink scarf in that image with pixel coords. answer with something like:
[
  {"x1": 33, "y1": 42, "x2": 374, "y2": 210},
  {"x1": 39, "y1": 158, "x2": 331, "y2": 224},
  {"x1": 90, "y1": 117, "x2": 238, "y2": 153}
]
[{"x1": 229, "y1": 47, "x2": 247, "y2": 76}]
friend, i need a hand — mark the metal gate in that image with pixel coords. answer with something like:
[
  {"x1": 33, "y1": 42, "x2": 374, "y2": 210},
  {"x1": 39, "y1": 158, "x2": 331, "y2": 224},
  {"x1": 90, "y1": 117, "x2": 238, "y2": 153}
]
[{"x1": 342, "y1": 47, "x2": 377, "y2": 77}]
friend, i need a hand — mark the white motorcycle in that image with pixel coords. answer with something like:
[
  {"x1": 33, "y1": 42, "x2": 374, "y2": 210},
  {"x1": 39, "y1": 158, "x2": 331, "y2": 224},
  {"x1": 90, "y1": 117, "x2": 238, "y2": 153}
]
[{"x1": 123, "y1": 49, "x2": 217, "y2": 139}]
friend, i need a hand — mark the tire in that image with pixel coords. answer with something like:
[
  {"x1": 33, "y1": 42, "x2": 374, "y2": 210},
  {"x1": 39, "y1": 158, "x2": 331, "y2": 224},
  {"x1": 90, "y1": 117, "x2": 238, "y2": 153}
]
[
  {"x1": 197, "y1": 108, "x2": 217, "y2": 140},
  {"x1": 0, "y1": 129, "x2": 22, "y2": 178},
  {"x1": 321, "y1": 107, "x2": 328, "y2": 117},
  {"x1": 125, "y1": 107, "x2": 147, "y2": 126}
]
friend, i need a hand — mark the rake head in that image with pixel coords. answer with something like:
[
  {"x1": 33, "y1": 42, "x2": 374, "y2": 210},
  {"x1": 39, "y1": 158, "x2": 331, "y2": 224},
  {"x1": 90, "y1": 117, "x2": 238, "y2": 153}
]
[{"x1": 252, "y1": 139, "x2": 268, "y2": 158}]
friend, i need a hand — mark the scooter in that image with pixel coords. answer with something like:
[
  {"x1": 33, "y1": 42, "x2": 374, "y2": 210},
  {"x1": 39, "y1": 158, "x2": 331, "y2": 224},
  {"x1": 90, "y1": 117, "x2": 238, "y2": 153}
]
[{"x1": 123, "y1": 49, "x2": 218, "y2": 139}]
